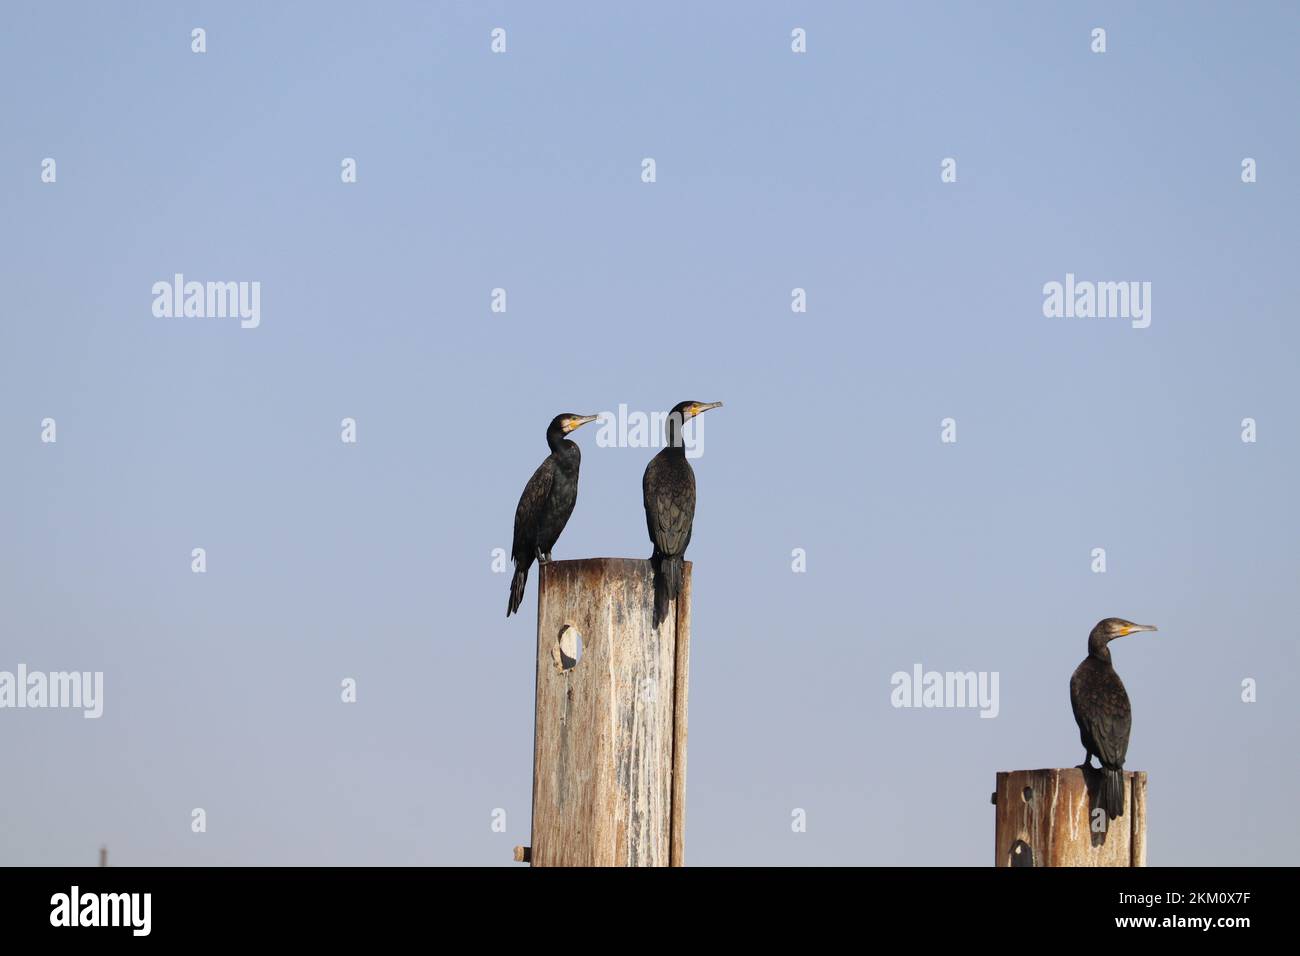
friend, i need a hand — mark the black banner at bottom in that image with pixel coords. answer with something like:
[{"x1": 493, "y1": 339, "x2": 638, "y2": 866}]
[{"x1": 0, "y1": 866, "x2": 1281, "y2": 941}]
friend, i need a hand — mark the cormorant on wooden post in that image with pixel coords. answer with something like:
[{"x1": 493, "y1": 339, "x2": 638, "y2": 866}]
[
  {"x1": 642, "y1": 400, "x2": 722, "y2": 627},
  {"x1": 507, "y1": 413, "x2": 598, "y2": 617},
  {"x1": 1069, "y1": 617, "x2": 1159, "y2": 820}
]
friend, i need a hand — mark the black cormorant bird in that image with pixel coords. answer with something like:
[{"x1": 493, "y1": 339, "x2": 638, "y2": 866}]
[
  {"x1": 1069, "y1": 617, "x2": 1158, "y2": 820},
  {"x1": 642, "y1": 400, "x2": 723, "y2": 627},
  {"x1": 507, "y1": 413, "x2": 598, "y2": 617}
]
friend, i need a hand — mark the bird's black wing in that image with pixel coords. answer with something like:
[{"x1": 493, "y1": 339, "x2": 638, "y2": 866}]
[
  {"x1": 512, "y1": 457, "x2": 554, "y2": 562},
  {"x1": 1071, "y1": 669, "x2": 1131, "y2": 768},
  {"x1": 1093, "y1": 690, "x2": 1131, "y2": 768},
  {"x1": 643, "y1": 455, "x2": 695, "y2": 558}
]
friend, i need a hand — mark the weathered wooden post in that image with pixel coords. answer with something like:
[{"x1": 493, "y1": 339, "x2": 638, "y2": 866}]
[
  {"x1": 516, "y1": 558, "x2": 690, "y2": 867},
  {"x1": 992, "y1": 768, "x2": 1147, "y2": 866}
]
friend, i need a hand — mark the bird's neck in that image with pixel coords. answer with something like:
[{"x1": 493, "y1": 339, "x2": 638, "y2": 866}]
[
  {"x1": 548, "y1": 435, "x2": 579, "y2": 465},
  {"x1": 664, "y1": 420, "x2": 688, "y2": 456},
  {"x1": 1088, "y1": 640, "x2": 1112, "y2": 664}
]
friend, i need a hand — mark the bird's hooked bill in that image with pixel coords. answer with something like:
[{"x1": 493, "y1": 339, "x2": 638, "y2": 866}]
[
  {"x1": 1120, "y1": 623, "x2": 1158, "y2": 636},
  {"x1": 689, "y1": 402, "x2": 723, "y2": 417},
  {"x1": 564, "y1": 414, "x2": 600, "y2": 432}
]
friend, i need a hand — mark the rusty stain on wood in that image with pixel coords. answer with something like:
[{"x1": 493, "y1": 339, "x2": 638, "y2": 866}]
[
  {"x1": 994, "y1": 768, "x2": 1147, "y2": 867},
  {"x1": 528, "y1": 558, "x2": 690, "y2": 867}
]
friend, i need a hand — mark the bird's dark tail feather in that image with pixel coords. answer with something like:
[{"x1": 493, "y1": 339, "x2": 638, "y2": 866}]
[
  {"x1": 652, "y1": 555, "x2": 682, "y2": 628},
  {"x1": 1100, "y1": 766, "x2": 1125, "y2": 820},
  {"x1": 507, "y1": 563, "x2": 530, "y2": 617}
]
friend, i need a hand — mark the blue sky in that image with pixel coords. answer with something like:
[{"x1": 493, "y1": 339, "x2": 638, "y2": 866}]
[{"x1": 1, "y1": 2, "x2": 1297, "y2": 865}]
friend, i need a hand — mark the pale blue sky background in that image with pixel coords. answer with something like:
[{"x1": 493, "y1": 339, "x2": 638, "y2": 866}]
[{"x1": 1, "y1": 2, "x2": 1297, "y2": 866}]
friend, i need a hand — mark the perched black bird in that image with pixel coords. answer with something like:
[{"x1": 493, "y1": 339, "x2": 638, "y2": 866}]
[
  {"x1": 1069, "y1": 617, "x2": 1158, "y2": 820},
  {"x1": 642, "y1": 400, "x2": 723, "y2": 627},
  {"x1": 507, "y1": 413, "x2": 599, "y2": 617}
]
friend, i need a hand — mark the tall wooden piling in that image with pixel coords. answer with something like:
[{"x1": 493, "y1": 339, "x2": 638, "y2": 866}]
[
  {"x1": 522, "y1": 558, "x2": 690, "y2": 867},
  {"x1": 993, "y1": 768, "x2": 1147, "y2": 866}
]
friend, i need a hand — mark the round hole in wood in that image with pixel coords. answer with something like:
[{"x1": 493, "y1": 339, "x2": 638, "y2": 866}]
[
  {"x1": 555, "y1": 625, "x2": 582, "y2": 672},
  {"x1": 1022, "y1": 786, "x2": 1033, "y2": 803}
]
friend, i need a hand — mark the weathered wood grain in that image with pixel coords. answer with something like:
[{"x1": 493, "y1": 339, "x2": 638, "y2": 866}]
[
  {"x1": 993, "y1": 768, "x2": 1147, "y2": 866},
  {"x1": 1129, "y1": 771, "x2": 1147, "y2": 866},
  {"x1": 528, "y1": 558, "x2": 690, "y2": 867},
  {"x1": 669, "y1": 564, "x2": 690, "y2": 867}
]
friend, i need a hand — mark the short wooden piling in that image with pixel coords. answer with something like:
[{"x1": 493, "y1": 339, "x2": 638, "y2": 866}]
[
  {"x1": 993, "y1": 768, "x2": 1147, "y2": 866},
  {"x1": 523, "y1": 558, "x2": 691, "y2": 867}
]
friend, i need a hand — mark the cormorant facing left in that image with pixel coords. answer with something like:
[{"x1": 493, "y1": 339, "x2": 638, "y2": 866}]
[
  {"x1": 1069, "y1": 617, "x2": 1158, "y2": 820},
  {"x1": 642, "y1": 400, "x2": 723, "y2": 627},
  {"x1": 507, "y1": 413, "x2": 598, "y2": 617}
]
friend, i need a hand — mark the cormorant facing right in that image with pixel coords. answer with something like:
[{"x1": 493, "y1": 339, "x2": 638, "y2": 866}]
[
  {"x1": 507, "y1": 413, "x2": 598, "y2": 617},
  {"x1": 1069, "y1": 617, "x2": 1158, "y2": 820},
  {"x1": 642, "y1": 400, "x2": 722, "y2": 627}
]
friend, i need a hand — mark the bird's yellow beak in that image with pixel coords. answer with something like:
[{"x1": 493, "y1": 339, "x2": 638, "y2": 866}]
[
  {"x1": 687, "y1": 402, "x2": 723, "y2": 418},
  {"x1": 1120, "y1": 623, "x2": 1158, "y2": 636},
  {"x1": 564, "y1": 414, "x2": 599, "y2": 433}
]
